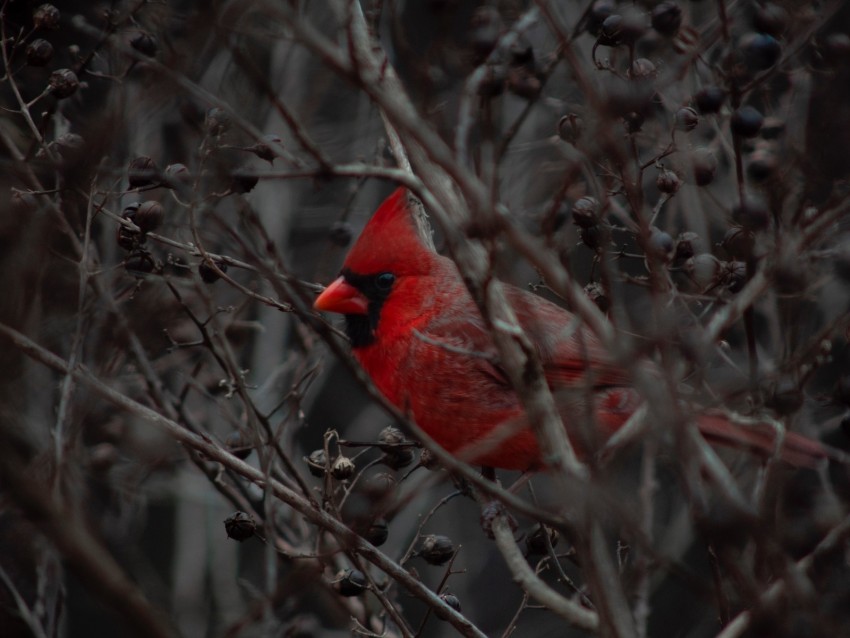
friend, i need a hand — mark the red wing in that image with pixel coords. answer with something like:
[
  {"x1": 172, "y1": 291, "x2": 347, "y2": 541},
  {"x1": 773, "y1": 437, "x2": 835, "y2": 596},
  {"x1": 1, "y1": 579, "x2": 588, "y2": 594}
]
[
  {"x1": 421, "y1": 284, "x2": 628, "y2": 391},
  {"x1": 506, "y1": 286, "x2": 630, "y2": 389}
]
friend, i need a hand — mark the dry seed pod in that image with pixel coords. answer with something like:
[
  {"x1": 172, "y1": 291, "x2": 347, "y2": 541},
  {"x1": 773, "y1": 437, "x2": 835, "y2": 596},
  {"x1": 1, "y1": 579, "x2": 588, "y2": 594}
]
[
  {"x1": 206, "y1": 107, "x2": 231, "y2": 136},
  {"x1": 331, "y1": 455, "x2": 356, "y2": 480},
  {"x1": 130, "y1": 31, "x2": 157, "y2": 57},
  {"x1": 656, "y1": 169, "x2": 681, "y2": 194},
  {"x1": 685, "y1": 253, "x2": 721, "y2": 290},
  {"x1": 34, "y1": 4, "x2": 60, "y2": 30},
  {"x1": 305, "y1": 449, "x2": 328, "y2": 477},
  {"x1": 363, "y1": 518, "x2": 389, "y2": 546},
  {"x1": 128, "y1": 156, "x2": 158, "y2": 188},
  {"x1": 48, "y1": 69, "x2": 79, "y2": 99},
  {"x1": 435, "y1": 593, "x2": 462, "y2": 619},
  {"x1": 571, "y1": 196, "x2": 600, "y2": 229},
  {"x1": 224, "y1": 511, "x2": 257, "y2": 542},
  {"x1": 335, "y1": 569, "x2": 367, "y2": 596},
  {"x1": 164, "y1": 163, "x2": 192, "y2": 187},
  {"x1": 419, "y1": 534, "x2": 456, "y2": 566},
  {"x1": 199, "y1": 259, "x2": 227, "y2": 284},
  {"x1": 124, "y1": 252, "x2": 155, "y2": 275},
  {"x1": 134, "y1": 201, "x2": 164, "y2": 233},
  {"x1": 26, "y1": 39, "x2": 54, "y2": 66}
]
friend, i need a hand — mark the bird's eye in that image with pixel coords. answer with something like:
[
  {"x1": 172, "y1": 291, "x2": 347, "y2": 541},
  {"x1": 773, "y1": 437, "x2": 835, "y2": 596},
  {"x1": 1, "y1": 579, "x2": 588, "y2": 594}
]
[{"x1": 375, "y1": 272, "x2": 395, "y2": 291}]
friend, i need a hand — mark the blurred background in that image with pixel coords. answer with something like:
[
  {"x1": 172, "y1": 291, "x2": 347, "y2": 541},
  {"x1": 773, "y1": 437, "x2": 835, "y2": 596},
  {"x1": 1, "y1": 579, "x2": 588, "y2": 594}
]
[{"x1": 1, "y1": 1, "x2": 850, "y2": 637}]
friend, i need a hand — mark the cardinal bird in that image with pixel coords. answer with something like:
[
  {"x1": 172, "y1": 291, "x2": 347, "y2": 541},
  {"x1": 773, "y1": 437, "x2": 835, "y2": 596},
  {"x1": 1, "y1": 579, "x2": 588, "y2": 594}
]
[{"x1": 314, "y1": 188, "x2": 831, "y2": 471}]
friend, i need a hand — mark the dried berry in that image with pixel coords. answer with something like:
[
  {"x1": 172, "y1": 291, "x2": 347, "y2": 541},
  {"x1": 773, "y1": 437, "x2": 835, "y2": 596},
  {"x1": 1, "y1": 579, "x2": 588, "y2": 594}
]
[
  {"x1": 33, "y1": 4, "x2": 60, "y2": 30},
  {"x1": 205, "y1": 107, "x2": 231, "y2": 136},
  {"x1": 128, "y1": 156, "x2": 159, "y2": 188},
  {"x1": 419, "y1": 534, "x2": 456, "y2": 565},
  {"x1": 225, "y1": 430, "x2": 253, "y2": 460},
  {"x1": 647, "y1": 228, "x2": 675, "y2": 262},
  {"x1": 130, "y1": 31, "x2": 157, "y2": 57},
  {"x1": 224, "y1": 511, "x2": 257, "y2": 541},
  {"x1": 623, "y1": 110, "x2": 645, "y2": 134},
  {"x1": 479, "y1": 500, "x2": 517, "y2": 540},
  {"x1": 587, "y1": 0, "x2": 615, "y2": 37},
  {"x1": 305, "y1": 449, "x2": 328, "y2": 477},
  {"x1": 690, "y1": 148, "x2": 717, "y2": 186},
  {"x1": 656, "y1": 169, "x2": 681, "y2": 194},
  {"x1": 742, "y1": 32, "x2": 781, "y2": 71},
  {"x1": 599, "y1": 8, "x2": 646, "y2": 47},
  {"x1": 571, "y1": 196, "x2": 600, "y2": 228},
  {"x1": 579, "y1": 225, "x2": 609, "y2": 252},
  {"x1": 124, "y1": 252, "x2": 155, "y2": 275},
  {"x1": 674, "y1": 231, "x2": 699, "y2": 261},
  {"x1": 746, "y1": 148, "x2": 778, "y2": 182},
  {"x1": 364, "y1": 472, "x2": 396, "y2": 497},
  {"x1": 651, "y1": 2, "x2": 682, "y2": 38},
  {"x1": 376, "y1": 426, "x2": 403, "y2": 447},
  {"x1": 26, "y1": 39, "x2": 54, "y2": 66},
  {"x1": 598, "y1": 14, "x2": 624, "y2": 47},
  {"x1": 331, "y1": 455, "x2": 356, "y2": 481},
  {"x1": 526, "y1": 525, "x2": 559, "y2": 555},
  {"x1": 134, "y1": 201, "x2": 164, "y2": 233},
  {"x1": 630, "y1": 58, "x2": 657, "y2": 81},
  {"x1": 437, "y1": 593, "x2": 462, "y2": 616},
  {"x1": 364, "y1": 518, "x2": 389, "y2": 546},
  {"x1": 48, "y1": 69, "x2": 79, "y2": 99},
  {"x1": 382, "y1": 446, "x2": 414, "y2": 470},
  {"x1": 116, "y1": 224, "x2": 141, "y2": 251},
  {"x1": 730, "y1": 106, "x2": 764, "y2": 138},
  {"x1": 685, "y1": 253, "x2": 721, "y2": 290},
  {"x1": 693, "y1": 86, "x2": 726, "y2": 114},
  {"x1": 335, "y1": 569, "x2": 367, "y2": 596},
  {"x1": 164, "y1": 163, "x2": 192, "y2": 187},
  {"x1": 419, "y1": 448, "x2": 439, "y2": 470},
  {"x1": 199, "y1": 259, "x2": 227, "y2": 284},
  {"x1": 674, "y1": 106, "x2": 699, "y2": 132},
  {"x1": 122, "y1": 202, "x2": 141, "y2": 219},
  {"x1": 723, "y1": 260, "x2": 747, "y2": 293},
  {"x1": 557, "y1": 113, "x2": 582, "y2": 144}
]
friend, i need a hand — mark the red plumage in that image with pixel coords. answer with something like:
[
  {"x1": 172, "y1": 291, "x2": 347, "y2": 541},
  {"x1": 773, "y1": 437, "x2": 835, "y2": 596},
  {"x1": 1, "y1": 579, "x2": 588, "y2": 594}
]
[{"x1": 315, "y1": 188, "x2": 831, "y2": 470}]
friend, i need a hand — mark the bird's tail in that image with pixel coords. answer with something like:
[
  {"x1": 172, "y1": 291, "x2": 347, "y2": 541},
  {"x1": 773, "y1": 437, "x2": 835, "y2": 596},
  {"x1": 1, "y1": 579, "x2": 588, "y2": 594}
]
[{"x1": 696, "y1": 413, "x2": 846, "y2": 468}]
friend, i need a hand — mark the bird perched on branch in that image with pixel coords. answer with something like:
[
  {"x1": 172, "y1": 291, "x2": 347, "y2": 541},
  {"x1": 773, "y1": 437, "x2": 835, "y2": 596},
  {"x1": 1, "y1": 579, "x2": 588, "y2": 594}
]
[{"x1": 314, "y1": 188, "x2": 833, "y2": 471}]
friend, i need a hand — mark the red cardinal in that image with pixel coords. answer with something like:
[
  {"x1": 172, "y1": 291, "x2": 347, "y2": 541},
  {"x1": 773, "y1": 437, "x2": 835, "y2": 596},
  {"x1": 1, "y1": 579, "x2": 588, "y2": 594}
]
[{"x1": 314, "y1": 188, "x2": 830, "y2": 470}]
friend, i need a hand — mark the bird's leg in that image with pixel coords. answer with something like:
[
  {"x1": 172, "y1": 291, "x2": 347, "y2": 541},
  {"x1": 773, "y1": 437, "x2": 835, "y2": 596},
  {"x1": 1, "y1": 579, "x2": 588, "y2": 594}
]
[{"x1": 481, "y1": 466, "x2": 497, "y2": 482}]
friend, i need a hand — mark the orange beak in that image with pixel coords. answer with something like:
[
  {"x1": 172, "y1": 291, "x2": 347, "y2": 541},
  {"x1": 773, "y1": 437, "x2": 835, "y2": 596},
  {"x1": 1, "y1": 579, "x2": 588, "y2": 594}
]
[{"x1": 314, "y1": 276, "x2": 369, "y2": 315}]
